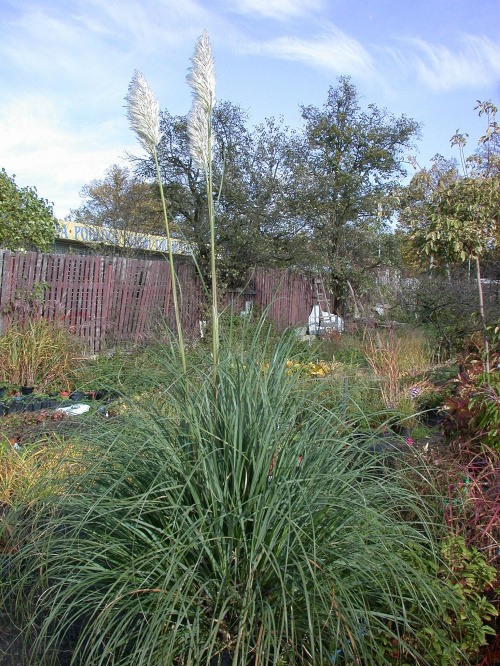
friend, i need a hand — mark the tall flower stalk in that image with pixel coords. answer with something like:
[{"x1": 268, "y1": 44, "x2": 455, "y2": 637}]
[
  {"x1": 125, "y1": 71, "x2": 186, "y2": 373},
  {"x1": 187, "y1": 31, "x2": 219, "y2": 372}
]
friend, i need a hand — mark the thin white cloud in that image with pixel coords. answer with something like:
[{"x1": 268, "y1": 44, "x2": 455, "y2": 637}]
[
  {"x1": 253, "y1": 29, "x2": 375, "y2": 79},
  {"x1": 232, "y1": 0, "x2": 324, "y2": 20},
  {"x1": 0, "y1": 96, "x2": 134, "y2": 217},
  {"x1": 408, "y1": 35, "x2": 500, "y2": 91},
  {"x1": 0, "y1": 0, "x2": 236, "y2": 219},
  {"x1": 85, "y1": 0, "x2": 209, "y2": 51},
  {"x1": 0, "y1": 0, "x2": 211, "y2": 93}
]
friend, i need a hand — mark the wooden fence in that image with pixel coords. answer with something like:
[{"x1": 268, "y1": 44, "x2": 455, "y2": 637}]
[{"x1": 0, "y1": 251, "x2": 325, "y2": 354}]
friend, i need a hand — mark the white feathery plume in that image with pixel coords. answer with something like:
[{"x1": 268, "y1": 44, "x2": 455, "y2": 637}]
[
  {"x1": 187, "y1": 101, "x2": 210, "y2": 170},
  {"x1": 125, "y1": 70, "x2": 161, "y2": 155},
  {"x1": 187, "y1": 30, "x2": 216, "y2": 114}
]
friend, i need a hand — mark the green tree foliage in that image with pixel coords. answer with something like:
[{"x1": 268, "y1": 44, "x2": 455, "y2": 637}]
[
  {"x1": 471, "y1": 100, "x2": 500, "y2": 176},
  {"x1": 128, "y1": 82, "x2": 419, "y2": 292},
  {"x1": 135, "y1": 102, "x2": 310, "y2": 286},
  {"x1": 294, "y1": 77, "x2": 420, "y2": 300},
  {"x1": 215, "y1": 114, "x2": 313, "y2": 286},
  {"x1": 70, "y1": 164, "x2": 166, "y2": 253},
  {"x1": 398, "y1": 101, "x2": 500, "y2": 370},
  {"x1": 0, "y1": 168, "x2": 57, "y2": 251},
  {"x1": 397, "y1": 155, "x2": 459, "y2": 271}
]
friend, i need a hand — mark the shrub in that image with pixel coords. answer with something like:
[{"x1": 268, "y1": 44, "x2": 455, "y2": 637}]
[{"x1": 380, "y1": 536, "x2": 496, "y2": 665}]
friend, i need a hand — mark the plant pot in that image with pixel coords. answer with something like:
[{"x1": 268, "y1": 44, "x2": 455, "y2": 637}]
[
  {"x1": 10, "y1": 397, "x2": 24, "y2": 413},
  {"x1": 95, "y1": 389, "x2": 109, "y2": 401},
  {"x1": 0, "y1": 387, "x2": 6, "y2": 399},
  {"x1": 392, "y1": 424, "x2": 412, "y2": 439},
  {"x1": 31, "y1": 397, "x2": 43, "y2": 412},
  {"x1": 70, "y1": 391, "x2": 84, "y2": 401},
  {"x1": 84, "y1": 391, "x2": 96, "y2": 400},
  {"x1": 59, "y1": 391, "x2": 70, "y2": 398},
  {"x1": 42, "y1": 398, "x2": 58, "y2": 410},
  {"x1": 21, "y1": 386, "x2": 34, "y2": 395},
  {"x1": 423, "y1": 409, "x2": 443, "y2": 428},
  {"x1": 25, "y1": 395, "x2": 35, "y2": 412}
]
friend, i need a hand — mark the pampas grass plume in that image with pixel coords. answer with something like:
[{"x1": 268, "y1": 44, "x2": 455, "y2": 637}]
[
  {"x1": 125, "y1": 70, "x2": 161, "y2": 155},
  {"x1": 187, "y1": 102, "x2": 209, "y2": 170},
  {"x1": 187, "y1": 30, "x2": 216, "y2": 114}
]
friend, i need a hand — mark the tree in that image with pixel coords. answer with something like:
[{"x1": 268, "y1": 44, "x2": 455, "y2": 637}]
[
  {"x1": 70, "y1": 165, "x2": 165, "y2": 254},
  {"x1": 0, "y1": 169, "x2": 57, "y2": 251},
  {"x1": 397, "y1": 155, "x2": 459, "y2": 272},
  {"x1": 294, "y1": 77, "x2": 420, "y2": 301},
  {"x1": 471, "y1": 100, "x2": 500, "y2": 176},
  {"x1": 214, "y1": 114, "x2": 314, "y2": 285},
  {"x1": 134, "y1": 102, "x2": 311, "y2": 286},
  {"x1": 399, "y1": 101, "x2": 500, "y2": 371}
]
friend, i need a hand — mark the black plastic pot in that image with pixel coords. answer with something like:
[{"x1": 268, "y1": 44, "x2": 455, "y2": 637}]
[
  {"x1": 10, "y1": 397, "x2": 24, "y2": 413},
  {"x1": 0, "y1": 387, "x2": 6, "y2": 399},
  {"x1": 70, "y1": 391, "x2": 84, "y2": 401},
  {"x1": 423, "y1": 409, "x2": 444, "y2": 428},
  {"x1": 41, "y1": 398, "x2": 58, "y2": 410},
  {"x1": 0, "y1": 404, "x2": 6, "y2": 417},
  {"x1": 26, "y1": 397, "x2": 43, "y2": 412},
  {"x1": 21, "y1": 386, "x2": 34, "y2": 395},
  {"x1": 392, "y1": 424, "x2": 412, "y2": 439},
  {"x1": 95, "y1": 389, "x2": 109, "y2": 401}
]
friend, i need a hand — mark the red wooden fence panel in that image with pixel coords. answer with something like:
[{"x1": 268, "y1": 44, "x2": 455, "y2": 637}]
[{"x1": 0, "y1": 250, "x2": 331, "y2": 354}]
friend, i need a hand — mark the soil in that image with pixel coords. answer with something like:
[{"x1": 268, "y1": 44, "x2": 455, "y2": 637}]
[
  {"x1": 0, "y1": 609, "x2": 23, "y2": 666},
  {"x1": 0, "y1": 606, "x2": 74, "y2": 666}
]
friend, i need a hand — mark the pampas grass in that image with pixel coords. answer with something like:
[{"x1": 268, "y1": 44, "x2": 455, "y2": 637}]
[
  {"x1": 186, "y1": 30, "x2": 216, "y2": 116},
  {"x1": 125, "y1": 70, "x2": 161, "y2": 155},
  {"x1": 187, "y1": 30, "x2": 219, "y2": 371},
  {"x1": 1, "y1": 332, "x2": 471, "y2": 665},
  {"x1": 125, "y1": 70, "x2": 186, "y2": 373},
  {"x1": 187, "y1": 100, "x2": 210, "y2": 170}
]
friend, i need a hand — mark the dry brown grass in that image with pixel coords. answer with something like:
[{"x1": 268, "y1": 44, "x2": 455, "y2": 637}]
[{"x1": 0, "y1": 317, "x2": 82, "y2": 391}]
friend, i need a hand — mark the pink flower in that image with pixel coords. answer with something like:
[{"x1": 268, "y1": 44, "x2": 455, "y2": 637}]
[{"x1": 406, "y1": 437, "x2": 413, "y2": 445}]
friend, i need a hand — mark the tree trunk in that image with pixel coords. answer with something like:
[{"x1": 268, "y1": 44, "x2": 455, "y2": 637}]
[{"x1": 475, "y1": 255, "x2": 490, "y2": 374}]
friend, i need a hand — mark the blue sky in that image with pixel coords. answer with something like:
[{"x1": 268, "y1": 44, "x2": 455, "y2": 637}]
[{"x1": 1, "y1": 0, "x2": 499, "y2": 218}]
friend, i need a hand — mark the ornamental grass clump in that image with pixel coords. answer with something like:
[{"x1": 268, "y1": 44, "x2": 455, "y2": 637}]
[
  {"x1": 2, "y1": 331, "x2": 475, "y2": 665},
  {"x1": 0, "y1": 316, "x2": 81, "y2": 391}
]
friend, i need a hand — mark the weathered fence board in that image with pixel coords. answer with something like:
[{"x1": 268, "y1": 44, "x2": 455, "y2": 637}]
[{"x1": 0, "y1": 250, "x2": 329, "y2": 354}]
